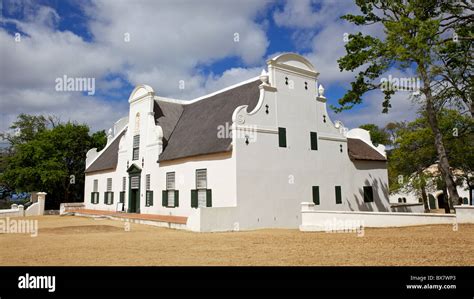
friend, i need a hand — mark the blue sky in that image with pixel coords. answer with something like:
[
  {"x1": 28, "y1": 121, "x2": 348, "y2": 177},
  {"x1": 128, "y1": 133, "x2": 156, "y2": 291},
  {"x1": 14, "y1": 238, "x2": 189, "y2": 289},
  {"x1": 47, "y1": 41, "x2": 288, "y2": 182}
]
[{"x1": 0, "y1": 0, "x2": 418, "y2": 136}]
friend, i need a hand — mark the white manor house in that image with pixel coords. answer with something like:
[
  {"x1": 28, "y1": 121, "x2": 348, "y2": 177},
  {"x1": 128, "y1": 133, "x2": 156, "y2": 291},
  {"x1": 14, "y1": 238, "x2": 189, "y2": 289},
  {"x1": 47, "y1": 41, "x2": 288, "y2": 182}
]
[{"x1": 83, "y1": 53, "x2": 391, "y2": 231}]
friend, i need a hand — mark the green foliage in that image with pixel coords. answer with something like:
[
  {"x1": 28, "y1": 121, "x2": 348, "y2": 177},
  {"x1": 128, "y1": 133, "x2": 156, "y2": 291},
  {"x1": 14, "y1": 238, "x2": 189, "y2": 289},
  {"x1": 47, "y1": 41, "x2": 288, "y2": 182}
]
[
  {"x1": 359, "y1": 123, "x2": 392, "y2": 146},
  {"x1": 389, "y1": 109, "x2": 474, "y2": 193},
  {"x1": 0, "y1": 115, "x2": 107, "y2": 209},
  {"x1": 336, "y1": 0, "x2": 473, "y2": 114}
]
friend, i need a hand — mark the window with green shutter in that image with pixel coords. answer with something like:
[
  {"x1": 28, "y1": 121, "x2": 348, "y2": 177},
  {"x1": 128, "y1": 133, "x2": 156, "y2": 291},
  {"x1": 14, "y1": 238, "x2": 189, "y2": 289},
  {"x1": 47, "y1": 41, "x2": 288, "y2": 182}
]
[
  {"x1": 195, "y1": 169, "x2": 211, "y2": 207},
  {"x1": 206, "y1": 189, "x2": 212, "y2": 207},
  {"x1": 363, "y1": 186, "x2": 374, "y2": 203},
  {"x1": 119, "y1": 191, "x2": 125, "y2": 203},
  {"x1": 104, "y1": 192, "x2": 113, "y2": 205},
  {"x1": 91, "y1": 192, "x2": 99, "y2": 204},
  {"x1": 174, "y1": 190, "x2": 179, "y2": 207},
  {"x1": 145, "y1": 174, "x2": 153, "y2": 206},
  {"x1": 132, "y1": 135, "x2": 140, "y2": 160},
  {"x1": 310, "y1": 132, "x2": 318, "y2": 150},
  {"x1": 335, "y1": 186, "x2": 342, "y2": 204},
  {"x1": 162, "y1": 190, "x2": 168, "y2": 207},
  {"x1": 146, "y1": 190, "x2": 153, "y2": 207},
  {"x1": 165, "y1": 172, "x2": 177, "y2": 208},
  {"x1": 312, "y1": 186, "x2": 320, "y2": 205},
  {"x1": 191, "y1": 189, "x2": 198, "y2": 208},
  {"x1": 278, "y1": 127, "x2": 287, "y2": 148}
]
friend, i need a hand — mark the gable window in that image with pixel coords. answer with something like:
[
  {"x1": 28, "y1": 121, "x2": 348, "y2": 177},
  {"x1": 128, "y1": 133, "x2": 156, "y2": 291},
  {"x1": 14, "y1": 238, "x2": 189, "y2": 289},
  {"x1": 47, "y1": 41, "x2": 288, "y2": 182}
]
[
  {"x1": 120, "y1": 177, "x2": 126, "y2": 204},
  {"x1": 104, "y1": 178, "x2": 114, "y2": 205},
  {"x1": 363, "y1": 186, "x2": 374, "y2": 203},
  {"x1": 310, "y1": 132, "x2": 318, "y2": 150},
  {"x1": 91, "y1": 179, "x2": 99, "y2": 204},
  {"x1": 335, "y1": 186, "x2": 342, "y2": 204},
  {"x1": 312, "y1": 186, "x2": 320, "y2": 205},
  {"x1": 145, "y1": 174, "x2": 153, "y2": 207},
  {"x1": 163, "y1": 172, "x2": 179, "y2": 208},
  {"x1": 132, "y1": 135, "x2": 140, "y2": 160},
  {"x1": 278, "y1": 127, "x2": 287, "y2": 148},
  {"x1": 191, "y1": 169, "x2": 212, "y2": 208}
]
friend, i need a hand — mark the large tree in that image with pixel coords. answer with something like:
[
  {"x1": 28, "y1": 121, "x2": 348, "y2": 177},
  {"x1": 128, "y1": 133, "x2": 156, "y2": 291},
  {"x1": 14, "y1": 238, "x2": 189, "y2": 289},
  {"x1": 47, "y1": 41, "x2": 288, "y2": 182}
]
[
  {"x1": 0, "y1": 115, "x2": 106, "y2": 209},
  {"x1": 389, "y1": 109, "x2": 474, "y2": 212},
  {"x1": 336, "y1": 0, "x2": 473, "y2": 205}
]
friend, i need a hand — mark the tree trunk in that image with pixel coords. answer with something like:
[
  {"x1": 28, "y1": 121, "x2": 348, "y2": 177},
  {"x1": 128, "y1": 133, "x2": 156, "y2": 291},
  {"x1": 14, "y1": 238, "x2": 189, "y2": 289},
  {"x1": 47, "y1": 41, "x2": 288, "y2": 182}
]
[
  {"x1": 419, "y1": 66, "x2": 460, "y2": 209},
  {"x1": 420, "y1": 181, "x2": 429, "y2": 212},
  {"x1": 470, "y1": 100, "x2": 474, "y2": 118},
  {"x1": 442, "y1": 186, "x2": 451, "y2": 213}
]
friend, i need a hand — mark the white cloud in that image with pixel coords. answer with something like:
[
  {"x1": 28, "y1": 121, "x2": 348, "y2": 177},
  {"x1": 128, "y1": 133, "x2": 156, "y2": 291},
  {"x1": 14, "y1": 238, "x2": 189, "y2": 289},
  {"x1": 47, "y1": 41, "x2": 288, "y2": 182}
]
[{"x1": 0, "y1": 0, "x2": 271, "y2": 133}]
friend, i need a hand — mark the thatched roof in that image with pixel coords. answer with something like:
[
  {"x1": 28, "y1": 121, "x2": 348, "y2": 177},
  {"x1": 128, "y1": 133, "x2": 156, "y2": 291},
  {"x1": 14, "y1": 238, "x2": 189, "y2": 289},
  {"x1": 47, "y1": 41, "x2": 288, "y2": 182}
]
[{"x1": 347, "y1": 138, "x2": 387, "y2": 161}]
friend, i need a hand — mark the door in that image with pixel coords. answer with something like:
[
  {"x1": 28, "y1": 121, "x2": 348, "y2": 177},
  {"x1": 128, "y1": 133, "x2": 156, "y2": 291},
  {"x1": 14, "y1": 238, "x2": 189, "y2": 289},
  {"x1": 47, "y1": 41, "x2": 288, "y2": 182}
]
[{"x1": 128, "y1": 175, "x2": 140, "y2": 213}]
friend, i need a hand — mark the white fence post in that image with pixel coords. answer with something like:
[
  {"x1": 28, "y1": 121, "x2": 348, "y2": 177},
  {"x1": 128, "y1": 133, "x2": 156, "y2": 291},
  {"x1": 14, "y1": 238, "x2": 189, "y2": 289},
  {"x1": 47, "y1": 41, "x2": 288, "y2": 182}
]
[{"x1": 37, "y1": 192, "x2": 47, "y2": 216}]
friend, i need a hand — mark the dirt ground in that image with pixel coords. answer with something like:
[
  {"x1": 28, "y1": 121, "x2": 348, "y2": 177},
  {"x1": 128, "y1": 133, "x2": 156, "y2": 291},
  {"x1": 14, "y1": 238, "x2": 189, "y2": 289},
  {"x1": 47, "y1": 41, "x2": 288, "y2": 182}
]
[{"x1": 1, "y1": 215, "x2": 473, "y2": 266}]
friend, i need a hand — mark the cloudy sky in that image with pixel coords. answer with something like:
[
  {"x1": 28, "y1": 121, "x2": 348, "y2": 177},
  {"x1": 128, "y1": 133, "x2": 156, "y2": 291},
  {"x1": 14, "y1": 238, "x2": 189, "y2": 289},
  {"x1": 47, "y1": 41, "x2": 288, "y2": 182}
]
[{"x1": 0, "y1": 0, "x2": 419, "y2": 139}]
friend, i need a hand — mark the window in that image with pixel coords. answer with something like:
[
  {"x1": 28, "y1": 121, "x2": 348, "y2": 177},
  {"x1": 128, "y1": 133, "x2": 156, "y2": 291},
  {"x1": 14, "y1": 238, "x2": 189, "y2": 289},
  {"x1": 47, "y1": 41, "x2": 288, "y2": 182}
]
[
  {"x1": 104, "y1": 178, "x2": 113, "y2": 205},
  {"x1": 312, "y1": 186, "x2": 320, "y2": 205},
  {"x1": 120, "y1": 177, "x2": 126, "y2": 203},
  {"x1": 132, "y1": 135, "x2": 140, "y2": 160},
  {"x1": 363, "y1": 186, "x2": 374, "y2": 203},
  {"x1": 91, "y1": 179, "x2": 99, "y2": 204},
  {"x1": 278, "y1": 127, "x2": 287, "y2": 148},
  {"x1": 335, "y1": 186, "x2": 342, "y2": 204},
  {"x1": 196, "y1": 169, "x2": 207, "y2": 189},
  {"x1": 163, "y1": 172, "x2": 178, "y2": 208},
  {"x1": 191, "y1": 169, "x2": 211, "y2": 208},
  {"x1": 310, "y1": 132, "x2": 318, "y2": 150},
  {"x1": 145, "y1": 174, "x2": 153, "y2": 207},
  {"x1": 131, "y1": 176, "x2": 139, "y2": 189}
]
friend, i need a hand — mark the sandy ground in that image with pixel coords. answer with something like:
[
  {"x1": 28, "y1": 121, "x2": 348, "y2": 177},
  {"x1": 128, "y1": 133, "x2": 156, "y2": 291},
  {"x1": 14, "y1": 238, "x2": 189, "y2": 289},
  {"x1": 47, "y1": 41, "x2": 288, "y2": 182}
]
[{"x1": 0, "y1": 215, "x2": 473, "y2": 266}]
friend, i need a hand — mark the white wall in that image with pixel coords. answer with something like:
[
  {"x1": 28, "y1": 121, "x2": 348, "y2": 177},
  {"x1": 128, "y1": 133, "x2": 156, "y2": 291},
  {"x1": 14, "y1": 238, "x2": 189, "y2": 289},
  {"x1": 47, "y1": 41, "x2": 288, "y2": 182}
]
[
  {"x1": 300, "y1": 202, "x2": 456, "y2": 231},
  {"x1": 85, "y1": 85, "x2": 237, "y2": 219},
  {"x1": 232, "y1": 55, "x2": 390, "y2": 230}
]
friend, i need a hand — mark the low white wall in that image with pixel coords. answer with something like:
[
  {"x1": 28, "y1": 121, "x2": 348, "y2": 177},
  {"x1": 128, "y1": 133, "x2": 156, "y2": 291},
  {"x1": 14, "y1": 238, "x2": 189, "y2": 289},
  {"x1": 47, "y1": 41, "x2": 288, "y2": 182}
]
[
  {"x1": 187, "y1": 207, "x2": 239, "y2": 232},
  {"x1": 390, "y1": 203, "x2": 425, "y2": 213},
  {"x1": 24, "y1": 192, "x2": 47, "y2": 216},
  {"x1": 0, "y1": 205, "x2": 24, "y2": 218},
  {"x1": 300, "y1": 202, "x2": 456, "y2": 231},
  {"x1": 454, "y1": 205, "x2": 474, "y2": 224},
  {"x1": 60, "y1": 202, "x2": 86, "y2": 215}
]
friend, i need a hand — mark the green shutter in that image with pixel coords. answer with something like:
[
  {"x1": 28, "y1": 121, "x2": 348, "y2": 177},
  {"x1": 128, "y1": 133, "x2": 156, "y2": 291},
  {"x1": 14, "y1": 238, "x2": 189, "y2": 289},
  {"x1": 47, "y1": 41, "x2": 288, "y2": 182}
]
[
  {"x1": 191, "y1": 190, "x2": 198, "y2": 208},
  {"x1": 91, "y1": 193, "x2": 94, "y2": 204},
  {"x1": 162, "y1": 190, "x2": 168, "y2": 207},
  {"x1": 312, "y1": 186, "x2": 320, "y2": 205},
  {"x1": 335, "y1": 186, "x2": 342, "y2": 204},
  {"x1": 278, "y1": 127, "x2": 287, "y2": 148},
  {"x1": 110, "y1": 192, "x2": 114, "y2": 205},
  {"x1": 104, "y1": 192, "x2": 107, "y2": 204},
  {"x1": 175, "y1": 190, "x2": 179, "y2": 207},
  {"x1": 206, "y1": 189, "x2": 212, "y2": 207},
  {"x1": 363, "y1": 186, "x2": 373, "y2": 202},
  {"x1": 120, "y1": 192, "x2": 125, "y2": 203},
  {"x1": 97, "y1": 193, "x2": 99, "y2": 204},
  {"x1": 310, "y1": 132, "x2": 318, "y2": 150}
]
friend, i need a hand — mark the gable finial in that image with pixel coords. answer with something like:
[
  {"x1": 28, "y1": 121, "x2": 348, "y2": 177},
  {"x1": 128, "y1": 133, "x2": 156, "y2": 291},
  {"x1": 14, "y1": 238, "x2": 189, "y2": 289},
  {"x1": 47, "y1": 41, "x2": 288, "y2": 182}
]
[
  {"x1": 318, "y1": 84, "x2": 325, "y2": 97},
  {"x1": 259, "y1": 69, "x2": 269, "y2": 84}
]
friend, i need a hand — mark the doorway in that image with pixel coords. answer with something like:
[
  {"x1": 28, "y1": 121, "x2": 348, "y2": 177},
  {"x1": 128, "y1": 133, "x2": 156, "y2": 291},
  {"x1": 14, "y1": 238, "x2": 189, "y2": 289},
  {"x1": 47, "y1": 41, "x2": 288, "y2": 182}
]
[
  {"x1": 129, "y1": 188, "x2": 140, "y2": 213},
  {"x1": 127, "y1": 164, "x2": 142, "y2": 214}
]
